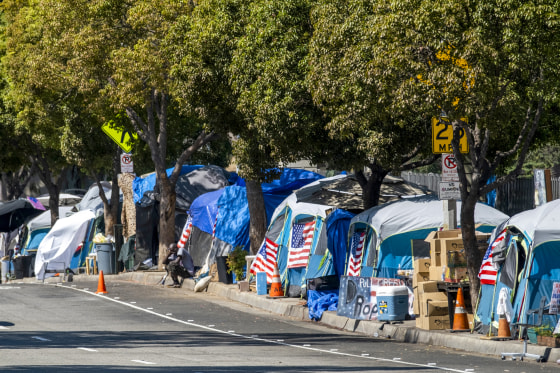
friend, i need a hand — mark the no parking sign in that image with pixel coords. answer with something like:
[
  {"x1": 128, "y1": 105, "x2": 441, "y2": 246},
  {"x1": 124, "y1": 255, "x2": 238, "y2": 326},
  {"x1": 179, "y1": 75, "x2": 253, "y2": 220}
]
[{"x1": 120, "y1": 153, "x2": 134, "y2": 173}]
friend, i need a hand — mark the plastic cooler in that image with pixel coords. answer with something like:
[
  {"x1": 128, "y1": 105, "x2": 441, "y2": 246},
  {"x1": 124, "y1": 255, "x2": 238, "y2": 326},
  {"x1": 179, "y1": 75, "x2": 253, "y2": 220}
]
[{"x1": 377, "y1": 285, "x2": 409, "y2": 322}]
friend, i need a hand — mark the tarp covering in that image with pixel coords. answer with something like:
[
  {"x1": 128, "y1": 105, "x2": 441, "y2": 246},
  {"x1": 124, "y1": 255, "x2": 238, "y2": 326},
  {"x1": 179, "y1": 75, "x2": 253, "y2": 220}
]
[
  {"x1": 294, "y1": 174, "x2": 429, "y2": 213},
  {"x1": 74, "y1": 182, "x2": 116, "y2": 215},
  {"x1": 132, "y1": 165, "x2": 203, "y2": 203},
  {"x1": 175, "y1": 165, "x2": 230, "y2": 211},
  {"x1": 35, "y1": 210, "x2": 95, "y2": 279},
  {"x1": 0, "y1": 199, "x2": 45, "y2": 232},
  {"x1": 307, "y1": 289, "x2": 339, "y2": 321},
  {"x1": 22, "y1": 206, "x2": 74, "y2": 254},
  {"x1": 185, "y1": 168, "x2": 323, "y2": 268}
]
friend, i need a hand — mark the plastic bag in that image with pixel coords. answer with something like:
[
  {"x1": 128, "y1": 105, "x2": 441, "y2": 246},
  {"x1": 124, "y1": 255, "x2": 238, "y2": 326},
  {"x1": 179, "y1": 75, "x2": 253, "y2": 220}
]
[
  {"x1": 497, "y1": 287, "x2": 513, "y2": 323},
  {"x1": 92, "y1": 233, "x2": 108, "y2": 244}
]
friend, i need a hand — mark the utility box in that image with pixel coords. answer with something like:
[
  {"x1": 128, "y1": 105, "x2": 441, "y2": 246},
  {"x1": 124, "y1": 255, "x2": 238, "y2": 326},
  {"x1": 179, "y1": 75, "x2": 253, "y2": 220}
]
[{"x1": 377, "y1": 286, "x2": 409, "y2": 322}]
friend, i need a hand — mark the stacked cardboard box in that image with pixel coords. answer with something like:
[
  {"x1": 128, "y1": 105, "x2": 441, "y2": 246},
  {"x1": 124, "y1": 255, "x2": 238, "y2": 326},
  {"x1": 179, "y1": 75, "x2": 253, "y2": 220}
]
[
  {"x1": 424, "y1": 229, "x2": 490, "y2": 283},
  {"x1": 414, "y1": 279, "x2": 450, "y2": 330}
]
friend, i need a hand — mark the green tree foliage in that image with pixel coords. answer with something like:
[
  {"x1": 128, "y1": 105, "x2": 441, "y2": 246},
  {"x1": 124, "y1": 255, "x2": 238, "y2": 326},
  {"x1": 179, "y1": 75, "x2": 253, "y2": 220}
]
[
  {"x1": 308, "y1": 0, "x2": 437, "y2": 208},
  {"x1": 339, "y1": 0, "x2": 560, "y2": 304}
]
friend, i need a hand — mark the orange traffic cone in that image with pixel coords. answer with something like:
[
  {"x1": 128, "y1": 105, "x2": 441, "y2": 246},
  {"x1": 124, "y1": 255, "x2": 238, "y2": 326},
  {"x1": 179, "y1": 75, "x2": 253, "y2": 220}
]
[
  {"x1": 498, "y1": 314, "x2": 512, "y2": 338},
  {"x1": 268, "y1": 264, "x2": 284, "y2": 297},
  {"x1": 452, "y1": 287, "x2": 470, "y2": 332},
  {"x1": 95, "y1": 270, "x2": 108, "y2": 294}
]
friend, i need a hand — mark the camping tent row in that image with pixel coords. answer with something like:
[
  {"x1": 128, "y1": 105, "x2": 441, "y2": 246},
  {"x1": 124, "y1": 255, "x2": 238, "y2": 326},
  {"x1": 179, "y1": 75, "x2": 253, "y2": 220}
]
[
  {"x1": 177, "y1": 168, "x2": 325, "y2": 272},
  {"x1": 254, "y1": 191, "x2": 508, "y2": 298},
  {"x1": 475, "y1": 198, "x2": 560, "y2": 336}
]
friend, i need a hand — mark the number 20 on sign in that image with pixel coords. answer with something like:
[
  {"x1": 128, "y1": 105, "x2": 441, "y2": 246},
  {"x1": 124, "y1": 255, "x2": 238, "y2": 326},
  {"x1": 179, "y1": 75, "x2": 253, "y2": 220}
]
[{"x1": 432, "y1": 117, "x2": 469, "y2": 154}]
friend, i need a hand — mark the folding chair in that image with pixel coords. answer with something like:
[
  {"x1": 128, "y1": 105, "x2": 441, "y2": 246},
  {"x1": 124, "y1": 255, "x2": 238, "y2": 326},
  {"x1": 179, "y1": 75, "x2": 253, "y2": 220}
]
[{"x1": 501, "y1": 296, "x2": 547, "y2": 362}]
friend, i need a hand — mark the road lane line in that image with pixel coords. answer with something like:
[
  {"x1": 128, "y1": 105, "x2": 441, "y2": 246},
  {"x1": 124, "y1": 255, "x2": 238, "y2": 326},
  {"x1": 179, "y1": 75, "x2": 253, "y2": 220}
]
[
  {"x1": 132, "y1": 359, "x2": 156, "y2": 365},
  {"x1": 55, "y1": 283, "x2": 469, "y2": 373},
  {"x1": 32, "y1": 336, "x2": 50, "y2": 341},
  {"x1": 77, "y1": 347, "x2": 98, "y2": 352}
]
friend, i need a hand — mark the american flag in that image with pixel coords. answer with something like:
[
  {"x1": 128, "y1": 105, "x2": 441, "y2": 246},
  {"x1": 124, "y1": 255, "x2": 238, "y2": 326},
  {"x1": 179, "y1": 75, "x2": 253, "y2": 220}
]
[
  {"x1": 287, "y1": 221, "x2": 315, "y2": 268},
  {"x1": 347, "y1": 231, "x2": 366, "y2": 276},
  {"x1": 478, "y1": 228, "x2": 507, "y2": 285},
  {"x1": 250, "y1": 238, "x2": 279, "y2": 282},
  {"x1": 177, "y1": 218, "x2": 193, "y2": 249}
]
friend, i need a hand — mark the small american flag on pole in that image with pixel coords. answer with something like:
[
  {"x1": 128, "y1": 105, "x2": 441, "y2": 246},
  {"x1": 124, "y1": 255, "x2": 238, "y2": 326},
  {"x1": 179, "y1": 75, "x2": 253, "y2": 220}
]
[
  {"x1": 478, "y1": 228, "x2": 507, "y2": 285},
  {"x1": 287, "y1": 221, "x2": 315, "y2": 268},
  {"x1": 347, "y1": 231, "x2": 366, "y2": 276},
  {"x1": 250, "y1": 238, "x2": 279, "y2": 282},
  {"x1": 177, "y1": 217, "x2": 193, "y2": 249}
]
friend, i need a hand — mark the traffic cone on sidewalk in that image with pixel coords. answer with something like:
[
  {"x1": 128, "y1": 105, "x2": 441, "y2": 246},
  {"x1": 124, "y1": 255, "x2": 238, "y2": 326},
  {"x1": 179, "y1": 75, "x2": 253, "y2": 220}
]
[
  {"x1": 498, "y1": 314, "x2": 512, "y2": 338},
  {"x1": 452, "y1": 287, "x2": 470, "y2": 332},
  {"x1": 268, "y1": 264, "x2": 284, "y2": 298},
  {"x1": 95, "y1": 270, "x2": 108, "y2": 294}
]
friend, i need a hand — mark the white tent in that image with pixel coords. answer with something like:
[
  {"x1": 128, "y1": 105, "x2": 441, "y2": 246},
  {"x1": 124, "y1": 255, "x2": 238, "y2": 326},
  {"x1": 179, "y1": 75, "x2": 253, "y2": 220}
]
[{"x1": 35, "y1": 210, "x2": 95, "y2": 280}]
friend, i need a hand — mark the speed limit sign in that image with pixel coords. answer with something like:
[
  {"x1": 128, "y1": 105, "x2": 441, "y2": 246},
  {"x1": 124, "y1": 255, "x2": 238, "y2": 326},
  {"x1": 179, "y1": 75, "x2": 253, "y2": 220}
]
[{"x1": 120, "y1": 153, "x2": 134, "y2": 173}]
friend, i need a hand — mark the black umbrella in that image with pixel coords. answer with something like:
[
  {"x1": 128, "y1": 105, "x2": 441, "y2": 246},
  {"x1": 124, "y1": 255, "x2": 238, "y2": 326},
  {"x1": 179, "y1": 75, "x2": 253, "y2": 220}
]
[{"x1": 0, "y1": 199, "x2": 45, "y2": 232}]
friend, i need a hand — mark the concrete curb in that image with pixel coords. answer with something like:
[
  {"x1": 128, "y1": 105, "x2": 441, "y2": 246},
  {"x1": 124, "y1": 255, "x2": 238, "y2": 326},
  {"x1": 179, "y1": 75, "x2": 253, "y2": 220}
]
[{"x1": 34, "y1": 272, "x2": 560, "y2": 364}]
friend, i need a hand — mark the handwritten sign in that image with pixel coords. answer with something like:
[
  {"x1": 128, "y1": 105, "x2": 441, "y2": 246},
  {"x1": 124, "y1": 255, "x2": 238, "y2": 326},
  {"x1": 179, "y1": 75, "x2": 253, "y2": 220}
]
[{"x1": 337, "y1": 276, "x2": 413, "y2": 320}]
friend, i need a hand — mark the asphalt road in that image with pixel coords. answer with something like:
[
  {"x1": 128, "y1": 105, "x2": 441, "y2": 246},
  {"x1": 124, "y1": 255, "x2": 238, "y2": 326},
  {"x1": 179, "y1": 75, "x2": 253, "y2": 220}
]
[{"x1": 0, "y1": 280, "x2": 557, "y2": 372}]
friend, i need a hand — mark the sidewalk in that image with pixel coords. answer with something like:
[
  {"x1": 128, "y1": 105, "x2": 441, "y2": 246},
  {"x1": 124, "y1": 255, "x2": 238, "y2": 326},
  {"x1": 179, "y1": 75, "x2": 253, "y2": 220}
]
[{"x1": 40, "y1": 271, "x2": 560, "y2": 365}]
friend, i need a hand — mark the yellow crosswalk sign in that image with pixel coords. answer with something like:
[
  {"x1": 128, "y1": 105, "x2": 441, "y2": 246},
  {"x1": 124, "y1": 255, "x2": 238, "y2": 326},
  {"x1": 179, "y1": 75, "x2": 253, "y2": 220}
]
[{"x1": 101, "y1": 123, "x2": 138, "y2": 153}]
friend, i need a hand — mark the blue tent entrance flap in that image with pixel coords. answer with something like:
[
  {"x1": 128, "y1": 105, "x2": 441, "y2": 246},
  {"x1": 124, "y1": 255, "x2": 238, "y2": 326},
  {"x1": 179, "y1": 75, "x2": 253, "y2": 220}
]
[{"x1": 189, "y1": 189, "x2": 224, "y2": 235}]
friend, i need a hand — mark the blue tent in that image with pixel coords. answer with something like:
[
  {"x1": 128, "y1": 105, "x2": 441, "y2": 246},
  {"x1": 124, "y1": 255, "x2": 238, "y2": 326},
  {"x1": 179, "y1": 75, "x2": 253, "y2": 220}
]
[
  {"x1": 475, "y1": 199, "x2": 560, "y2": 335},
  {"x1": 349, "y1": 195, "x2": 509, "y2": 278},
  {"x1": 259, "y1": 175, "x2": 357, "y2": 297},
  {"x1": 183, "y1": 169, "x2": 324, "y2": 269}
]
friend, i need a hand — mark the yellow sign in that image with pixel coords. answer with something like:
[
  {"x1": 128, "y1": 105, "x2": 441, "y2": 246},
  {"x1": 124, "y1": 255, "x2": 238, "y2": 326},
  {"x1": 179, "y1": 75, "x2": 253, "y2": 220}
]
[
  {"x1": 432, "y1": 117, "x2": 469, "y2": 154},
  {"x1": 101, "y1": 123, "x2": 138, "y2": 153}
]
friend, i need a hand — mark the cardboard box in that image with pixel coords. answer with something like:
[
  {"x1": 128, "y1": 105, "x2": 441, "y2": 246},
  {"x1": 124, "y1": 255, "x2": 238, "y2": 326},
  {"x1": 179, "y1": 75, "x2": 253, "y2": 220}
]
[
  {"x1": 423, "y1": 315, "x2": 451, "y2": 330},
  {"x1": 417, "y1": 291, "x2": 448, "y2": 317},
  {"x1": 414, "y1": 258, "x2": 431, "y2": 273},
  {"x1": 426, "y1": 230, "x2": 490, "y2": 268},
  {"x1": 425, "y1": 300, "x2": 448, "y2": 316},
  {"x1": 413, "y1": 272, "x2": 430, "y2": 287},
  {"x1": 417, "y1": 280, "x2": 438, "y2": 293},
  {"x1": 429, "y1": 265, "x2": 444, "y2": 281}
]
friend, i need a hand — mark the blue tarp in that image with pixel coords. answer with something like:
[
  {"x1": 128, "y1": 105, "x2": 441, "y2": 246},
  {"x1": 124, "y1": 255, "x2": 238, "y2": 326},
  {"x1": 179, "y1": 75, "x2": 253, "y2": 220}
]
[
  {"x1": 189, "y1": 189, "x2": 225, "y2": 235},
  {"x1": 307, "y1": 289, "x2": 339, "y2": 321},
  {"x1": 326, "y1": 209, "x2": 355, "y2": 278},
  {"x1": 189, "y1": 169, "x2": 323, "y2": 250},
  {"x1": 132, "y1": 165, "x2": 204, "y2": 203}
]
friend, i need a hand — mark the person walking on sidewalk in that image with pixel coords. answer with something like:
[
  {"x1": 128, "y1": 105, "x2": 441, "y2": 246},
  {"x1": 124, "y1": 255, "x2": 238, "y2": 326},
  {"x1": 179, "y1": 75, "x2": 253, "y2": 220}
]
[{"x1": 164, "y1": 243, "x2": 194, "y2": 288}]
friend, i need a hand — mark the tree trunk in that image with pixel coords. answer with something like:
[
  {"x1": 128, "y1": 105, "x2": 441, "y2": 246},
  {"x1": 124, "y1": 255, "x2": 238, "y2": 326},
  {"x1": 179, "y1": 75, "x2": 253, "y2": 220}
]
[
  {"x1": 356, "y1": 163, "x2": 389, "y2": 210},
  {"x1": 460, "y1": 191, "x2": 483, "y2": 309},
  {"x1": 246, "y1": 180, "x2": 267, "y2": 255},
  {"x1": 99, "y1": 148, "x2": 121, "y2": 238},
  {"x1": 158, "y1": 175, "x2": 176, "y2": 269}
]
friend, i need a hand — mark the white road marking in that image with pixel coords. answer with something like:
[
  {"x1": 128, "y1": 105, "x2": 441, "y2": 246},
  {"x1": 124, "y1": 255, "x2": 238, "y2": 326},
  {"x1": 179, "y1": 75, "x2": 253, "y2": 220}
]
[
  {"x1": 228, "y1": 330, "x2": 235, "y2": 333},
  {"x1": 188, "y1": 319, "x2": 194, "y2": 322},
  {"x1": 0, "y1": 286, "x2": 21, "y2": 289},
  {"x1": 32, "y1": 336, "x2": 50, "y2": 341},
  {"x1": 208, "y1": 324, "x2": 215, "y2": 327},
  {"x1": 77, "y1": 347, "x2": 98, "y2": 352},
  {"x1": 330, "y1": 349, "x2": 338, "y2": 352},
  {"x1": 0, "y1": 326, "x2": 10, "y2": 329},
  {"x1": 114, "y1": 297, "x2": 120, "y2": 300},
  {"x1": 428, "y1": 363, "x2": 437, "y2": 366},
  {"x1": 147, "y1": 307, "x2": 153, "y2": 310},
  {"x1": 57, "y1": 284, "x2": 469, "y2": 372},
  {"x1": 130, "y1": 301, "x2": 136, "y2": 304},
  {"x1": 303, "y1": 344, "x2": 311, "y2": 347},
  {"x1": 166, "y1": 313, "x2": 172, "y2": 316},
  {"x1": 132, "y1": 359, "x2": 156, "y2": 365}
]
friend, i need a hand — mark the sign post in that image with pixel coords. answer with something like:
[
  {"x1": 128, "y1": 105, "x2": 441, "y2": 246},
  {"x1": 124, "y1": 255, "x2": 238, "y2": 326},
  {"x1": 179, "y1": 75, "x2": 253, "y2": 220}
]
[{"x1": 439, "y1": 153, "x2": 460, "y2": 230}]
